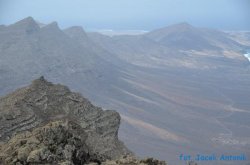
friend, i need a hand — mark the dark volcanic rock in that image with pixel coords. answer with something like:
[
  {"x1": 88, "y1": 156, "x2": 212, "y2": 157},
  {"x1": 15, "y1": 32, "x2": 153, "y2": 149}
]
[
  {"x1": 0, "y1": 121, "x2": 166, "y2": 165},
  {"x1": 0, "y1": 120, "x2": 98, "y2": 164},
  {"x1": 0, "y1": 77, "x2": 131, "y2": 161},
  {"x1": 0, "y1": 77, "x2": 167, "y2": 165}
]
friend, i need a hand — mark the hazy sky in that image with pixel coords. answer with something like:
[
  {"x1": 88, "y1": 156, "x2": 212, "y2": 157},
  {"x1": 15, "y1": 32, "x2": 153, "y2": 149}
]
[{"x1": 0, "y1": 0, "x2": 249, "y2": 31}]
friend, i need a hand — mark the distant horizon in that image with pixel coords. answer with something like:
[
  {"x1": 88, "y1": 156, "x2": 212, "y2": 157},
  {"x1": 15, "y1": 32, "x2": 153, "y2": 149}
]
[
  {"x1": 0, "y1": 0, "x2": 249, "y2": 31},
  {"x1": 2, "y1": 16, "x2": 250, "y2": 35}
]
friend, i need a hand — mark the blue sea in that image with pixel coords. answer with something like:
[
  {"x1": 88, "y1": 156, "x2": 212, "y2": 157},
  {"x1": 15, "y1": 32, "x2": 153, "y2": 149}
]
[{"x1": 244, "y1": 51, "x2": 250, "y2": 62}]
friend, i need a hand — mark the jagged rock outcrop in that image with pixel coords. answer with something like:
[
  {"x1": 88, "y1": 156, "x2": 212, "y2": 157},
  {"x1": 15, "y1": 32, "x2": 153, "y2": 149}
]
[
  {"x1": 0, "y1": 78, "x2": 167, "y2": 164},
  {"x1": 0, "y1": 77, "x2": 131, "y2": 160},
  {"x1": 0, "y1": 121, "x2": 99, "y2": 164},
  {"x1": 0, "y1": 120, "x2": 166, "y2": 165}
]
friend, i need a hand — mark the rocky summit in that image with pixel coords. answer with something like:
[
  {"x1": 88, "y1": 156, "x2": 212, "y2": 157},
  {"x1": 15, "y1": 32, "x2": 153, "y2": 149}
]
[{"x1": 0, "y1": 77, "x2": 166, "y2": 165}]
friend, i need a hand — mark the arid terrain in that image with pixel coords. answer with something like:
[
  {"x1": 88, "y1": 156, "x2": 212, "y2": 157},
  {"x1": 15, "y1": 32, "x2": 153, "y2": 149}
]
[{"x1": 0, "y1": 17, "x2": 250, "y2": 165}]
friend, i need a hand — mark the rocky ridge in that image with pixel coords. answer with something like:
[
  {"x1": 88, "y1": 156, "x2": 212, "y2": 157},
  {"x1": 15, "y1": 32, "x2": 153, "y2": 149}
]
[
  {"x1": 0, "y1": 77, "x2": 166, "y2": 165},
  {"x1": 0, "y1": 77, "x2": 130, "y2": 161},
  {"x1": 0, "y1": 120, "x2": 166, "y2": 165}
]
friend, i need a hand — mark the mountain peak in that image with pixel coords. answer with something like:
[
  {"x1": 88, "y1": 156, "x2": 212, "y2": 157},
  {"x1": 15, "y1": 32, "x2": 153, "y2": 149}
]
[
  {"x1": 43, "y1": 21, "x2": 59, "y2": 30},
  {"x1": 166, "y1": 22, "x2": 195, "y2": 31},
  {"x1": 175, "y1": 22, "x2": 192, "y2": 27},
  {"x1": 65, "y1": 26, "x2": 86, "y2": 33},
  {"x1": 148, "y1": 22, "x2": 194, "y2": 34},
  {"x1": 145, "y1": 22, "x2": 196, "y2": 42},
  {"x1": 10, "y1": 17, "x2": 40, "y2": 33},
  {"x1": 64, "y1": 26, "x2": 88, "y2": 39},
  {"x1": 32, "y1": 76, "x2": 48, "y2": 84},
  {"x1": 40, "y1": 22, "x2": 63, "y2": 35},
  {"x1": 17, "y1": 17, "x2": 36, "y2": 24},
  {"x1": 0, "y1": 77, "x2": 131, "y2": 159},
  {"x1": 30, "y1": 76, "x2": 54, "y2": 90}
]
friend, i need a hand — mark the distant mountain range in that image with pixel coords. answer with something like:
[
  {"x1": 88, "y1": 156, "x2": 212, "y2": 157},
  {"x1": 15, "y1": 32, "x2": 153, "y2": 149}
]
[{"x1": 1, "y1": 17, "x2": 250, "y2": 165}]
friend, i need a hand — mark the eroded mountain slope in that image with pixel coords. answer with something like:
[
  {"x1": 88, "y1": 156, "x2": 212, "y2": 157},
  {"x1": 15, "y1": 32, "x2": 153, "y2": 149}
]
[{"x1": 0, "y1": 77, "x2": 131, "y2": 160}]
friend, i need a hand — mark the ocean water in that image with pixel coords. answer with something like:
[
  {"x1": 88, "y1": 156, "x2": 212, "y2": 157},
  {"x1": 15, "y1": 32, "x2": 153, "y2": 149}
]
[{"x1": 244, "y1": 52, "x2": 250, "y2": 62}]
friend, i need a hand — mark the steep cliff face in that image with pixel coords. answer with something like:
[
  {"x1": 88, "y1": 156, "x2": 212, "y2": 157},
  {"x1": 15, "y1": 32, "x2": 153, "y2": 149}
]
[{"x1": 0, "y1": 77, "x2": 131, "y2": 160}]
